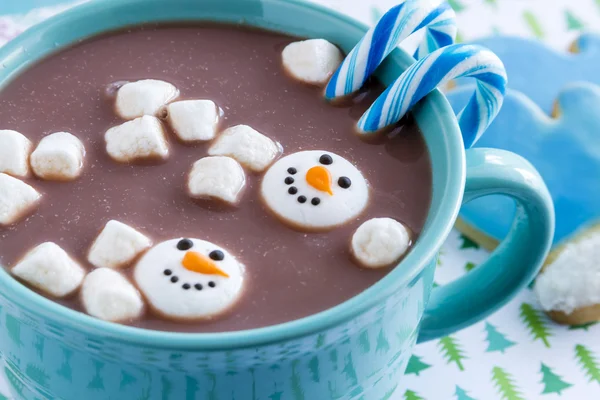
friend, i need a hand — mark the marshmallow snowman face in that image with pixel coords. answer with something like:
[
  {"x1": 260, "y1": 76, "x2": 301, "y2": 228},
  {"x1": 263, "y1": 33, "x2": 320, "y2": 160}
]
[
  {"x1": 134, "y1": 238, "x2": 244, "y2": 320},
  {"x1": 261, "y1": 150, "x2": 369, "y2": 230}
]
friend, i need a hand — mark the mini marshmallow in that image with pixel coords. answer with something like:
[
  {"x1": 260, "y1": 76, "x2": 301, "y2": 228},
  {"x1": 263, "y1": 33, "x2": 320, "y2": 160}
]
[
  {"x1": 208, "y1": 125, "x2": 280, "y2": 172},
  {"x1": 187, "y1": 156, "x2": 246, "y2": 204},
  {"x1": 88, "y1": 220, "x2": 152, "y2": 269},
  {"x1": 105, "y1": 116, "x2": 169, "y2": 163},
  {"x1": 281, "y1": 39, "x2": 343, "y2": 86},
  {"x1": 351, "y1": 218, "x2": 411, "y2": 269},
  {"x1": 167, "y1": 100, "x2": 219, "y2": 142},
  {"x1": 134, "y1": 238, "x2": 245, "y2": 320},
  {"x1": 30, "y1": 132, "x2": 85, "y2": 181},
  {"x1": 0, "y1": 130, "x2": 32, "y2": 177},
  {"x1": 535, "y1": 233, "x2": 600, "y2": 314},
  {"x1": 12, "y1": 242, "x2": 85, "y2": 297},
  {"x1": 115, "y1": 79, "x2": 179, "y2": 119},
  {"x1": 81, "y1": 268, "x2": 144, "y2": 322},
  {"x1": 0, "y1": 173, "x2": 41, "y2": 226},
  {"x1": 261, "y1": 150, "x2": 369, "y2": 230}
]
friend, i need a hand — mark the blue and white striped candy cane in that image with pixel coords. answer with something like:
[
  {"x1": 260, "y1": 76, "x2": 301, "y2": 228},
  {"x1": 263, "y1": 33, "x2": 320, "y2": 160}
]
[
  {"x1": 357, "y1": 44, "x2": 507, "y2": 148},
  {"x1": 324, "y1": 0, "x2": 456, "y2": 101}
]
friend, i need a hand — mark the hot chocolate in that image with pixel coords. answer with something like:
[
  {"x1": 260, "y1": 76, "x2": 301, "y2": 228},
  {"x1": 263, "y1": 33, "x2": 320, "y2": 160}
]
[{"x1": 0, "y1": 24, "x2": 431, "y2": 332}]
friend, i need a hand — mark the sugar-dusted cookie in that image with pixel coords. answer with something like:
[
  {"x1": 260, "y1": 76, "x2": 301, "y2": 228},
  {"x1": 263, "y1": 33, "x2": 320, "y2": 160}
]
[
  {"x1": 134, "y1": 238, "x2": 245, "y2": 320},
  {"x1": 451, "y1": 33, "x2": 600, "y2": 114},
  {"x1": 261, "y1": 150, "x2": 369, "y2": 231},
  {"x1": 450, "y1": 83, "x2": 600, "y2": 248},
  {"x1": 534, "y1": 224, "x2": 600, "y2": 325}
]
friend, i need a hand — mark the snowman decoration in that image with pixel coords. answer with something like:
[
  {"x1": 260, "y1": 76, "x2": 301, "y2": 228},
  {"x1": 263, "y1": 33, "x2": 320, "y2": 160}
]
[
  {"x1": 135, "y1": 238, "x2": 245, "y2": 320},
  {"x1": 261, "y1": 150, "x2": 369, "y2": 230}
]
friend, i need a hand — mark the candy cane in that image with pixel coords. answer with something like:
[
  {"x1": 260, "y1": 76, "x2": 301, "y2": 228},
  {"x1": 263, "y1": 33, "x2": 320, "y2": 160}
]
[
  {"x1": 357, "y1": 44, "x2": 507, "y2": 148},
  {"x1": 324, "y1": 0, "x2": 456, "y2": 101}
]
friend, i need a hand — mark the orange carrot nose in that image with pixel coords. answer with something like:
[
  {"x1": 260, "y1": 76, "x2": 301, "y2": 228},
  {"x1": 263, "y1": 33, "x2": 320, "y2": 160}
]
[
  {"x1": 182, "y1": 251, "x2": 229, "y2": 278},
  {"x1": 306, "y1": 166, "x2": 333, "y2": 195}
]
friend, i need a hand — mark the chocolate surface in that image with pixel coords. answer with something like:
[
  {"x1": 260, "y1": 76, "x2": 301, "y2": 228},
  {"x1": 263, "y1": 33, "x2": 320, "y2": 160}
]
[{"x1": 0, "y1": 24, "x2": 432, "y2": 332}]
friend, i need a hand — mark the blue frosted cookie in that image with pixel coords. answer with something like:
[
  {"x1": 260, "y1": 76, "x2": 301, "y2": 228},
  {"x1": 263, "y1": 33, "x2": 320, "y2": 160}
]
[
  {"x1": 453, "y1": 33, "x2": 600, "y2": 113},
  {"x1": 450, "y1": 82, "x2": 600, "y2": 247}
]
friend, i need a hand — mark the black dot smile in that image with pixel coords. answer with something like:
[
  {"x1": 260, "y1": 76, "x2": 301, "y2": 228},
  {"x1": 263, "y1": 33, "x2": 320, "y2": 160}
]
[
  {"x1": 162, "y1": 269, "x2": 219, "y2": 291},
  {"x1": 284, "y1": 168, "x2": 323, "y2": 206}
]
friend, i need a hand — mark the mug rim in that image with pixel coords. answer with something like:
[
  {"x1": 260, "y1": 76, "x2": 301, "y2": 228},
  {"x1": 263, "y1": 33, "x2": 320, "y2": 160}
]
[{"x1": 0, "y1": 0, "x2": 465, "y2": 350}]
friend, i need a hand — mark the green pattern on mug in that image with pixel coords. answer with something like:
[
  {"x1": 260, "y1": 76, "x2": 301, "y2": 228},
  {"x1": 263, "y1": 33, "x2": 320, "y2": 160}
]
[
  {"x1": 519, "y1": 303, "x2": 551, "y2": 348},
  {"x1": 539, "y1": 363, "x2": 572, "y2": 395}
]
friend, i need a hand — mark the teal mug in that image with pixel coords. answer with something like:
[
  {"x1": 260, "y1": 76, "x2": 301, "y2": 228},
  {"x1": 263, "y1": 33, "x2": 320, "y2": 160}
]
[{"x1": 0, "y1": 0, "x2": 554, "y2": 399}]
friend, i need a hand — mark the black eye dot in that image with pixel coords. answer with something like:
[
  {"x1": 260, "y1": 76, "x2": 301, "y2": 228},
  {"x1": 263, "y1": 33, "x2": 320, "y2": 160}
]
[
  {"x1": 288, "y1": 186, "x2": 298, "y2": 195},
  {"x1": 298, "y1": 196, "x2": 307, "y2": 203},
  {"x1": 177, "y1": 239, "x2": 193, "y2": 251},
  {"x1": 338, "y1": 177, "x2": 352, "y2": 189},
  {"x1": 209, "y1": 250, "x2": 225, "y2": 261},
  {"x1": 208, "y1": 281, "x2": 216, "y2": 288},
  {"x1": 194, "y1": 283, "x2": 203, "y2": 291},
  {"x1": 182, "y1": 283, "x2": 191, "y2": 290},
  {"x1": 311, "y1": 197, "x2": 321, "y2": 206},
  {"x1": 170, "y1": 276, "x2": 179, "y2": 283},
  {"x1": 319, "y1": 154, "x2": 333, "y2": 165},
  {"x1": 163, "y1": 269, "x2": 172, "y2": 276},
  {"x1": 284, "y1": 177, "x2": 295, "y2": 185},
  {"x1": 287, "y1": 167, "x2": 297, "y2": 175}
]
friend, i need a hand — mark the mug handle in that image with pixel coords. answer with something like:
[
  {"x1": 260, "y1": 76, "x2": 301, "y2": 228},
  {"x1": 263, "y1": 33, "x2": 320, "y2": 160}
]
[{"x1": 417, "y1": 148, "x2": 554, "y2": 343}]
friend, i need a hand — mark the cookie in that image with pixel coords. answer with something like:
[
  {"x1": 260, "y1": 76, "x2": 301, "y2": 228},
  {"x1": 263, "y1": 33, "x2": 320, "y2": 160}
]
[
  {"x1": 449, "y1": 82, "x2": 600, "y2": 248},
  {"x1": 451, "y1": 33, "x2": 600, "y2": 114},
  {"x1": 534, "y1": 224, "x2": 600, "y2": 325}
]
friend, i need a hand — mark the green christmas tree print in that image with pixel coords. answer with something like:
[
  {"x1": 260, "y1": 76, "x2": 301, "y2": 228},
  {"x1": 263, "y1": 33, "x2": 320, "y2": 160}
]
[
  {"x1": 484, "y1": 322, "x2": 516, "y2": 353},
  {"x1": 376, "y1": 329, "x2": 391, "y2": 353},
  {"x1": 404, "y1": 389, "x2": 425, "y2": 400},
  {"x1": 455, "y1": 385, "x2": 477, "y2": 400},
  {"x1": 519, "y1": 303, "x2": 551, "y2": 348},
  {"x1": 565, "y1": 10, "x2": 585, "y2": 30},
  {"x1": 405, "y1": 355, "x2": 431, "y2": 376},
  {"x1": 484, "y1": 0, "x2": 497, "y2": 8},
  {"x1": 575, "y1": 344, "x2": 600, "y2": 384},
  {"x1": 491, "y1": 366, "x2": 525, "y2": 400},
  {"x1": 539, "y1": 363, "x2": 572, "y2": 395},
  {"x1": 569, "y1": 321, "x2": 598, "y2": 331},
  {"x1": 447, "y1": 0, "x2": 466, "y2": 12},
  {"x1": 459, "y1": 234, "x2": 479, "y2": 249},
  {"x1": 523, "y1": 11, "x2": 544, "y2": 39},
  {"x1": 381, "y1": 384, "x2": 398, "y2": 400},
  {"x1": 465, "y1": 262, "x2": 476, "y2": 272},
  {"x1": 438, "y1": 335, "x2": 466, "y2": 371},
  {"x1": 371, "y1": 7, "x2": 382, "y2": 25}
]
